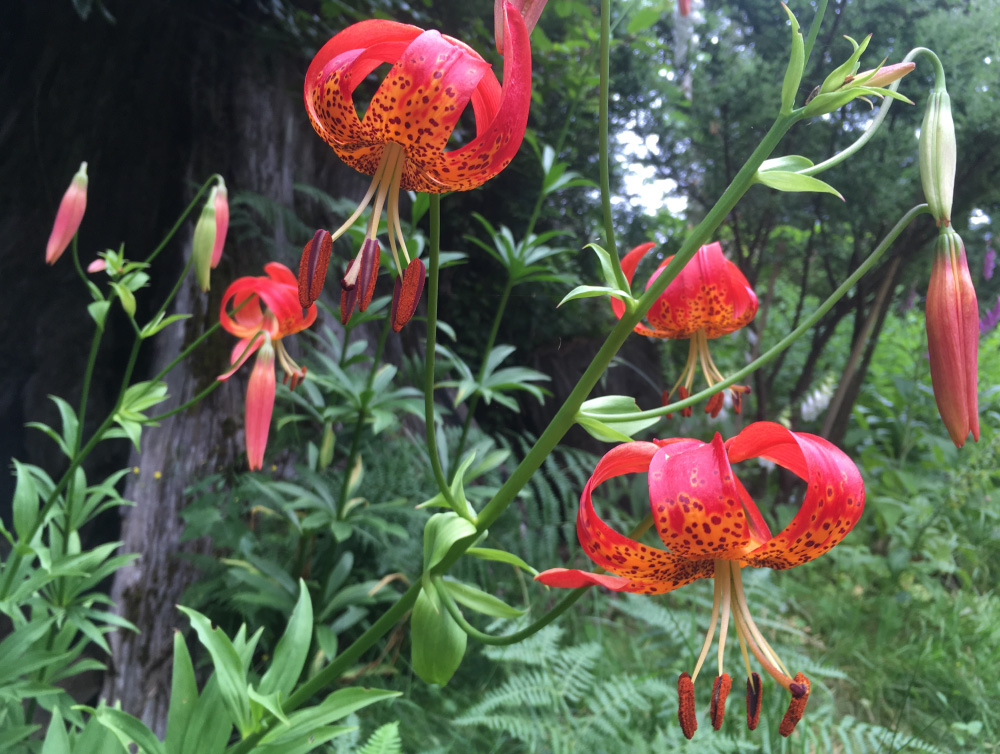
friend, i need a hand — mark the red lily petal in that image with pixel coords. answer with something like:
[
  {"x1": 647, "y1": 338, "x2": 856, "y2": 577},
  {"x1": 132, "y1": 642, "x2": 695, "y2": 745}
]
[
  {"x1": 726, "y1": 422, "x2": 865, "y2": 570},
  {"x1": 217, "y1": 334, "x2": 264, "y2": 381},
  {"x1": 573, "y1": 441, "x2": 714, "y2": 594},
  {"x1": 363, "y1": 31, "x2": 491, "y2": 158},
  {"x1": 926, "y1": 228, "x2": 979, "y2": 447},
  {"x1": 245, "y1": 341, "x2": 276, "y2": 471},
  {"x1": 645, "y1": 242, "x2": 758, "y2": 339},
  {"x1": 649, "y1": 434, "x2": 764, "y2": 560},
  {"x1": 423, "y1": 3, "x2": 531, "y2": 192},
  {"x1": 534, "y1": 568, "x2": 640, "y2": 591},
  {"x1": 221, "y1": 264, "x2": 317, "y2": 340}
]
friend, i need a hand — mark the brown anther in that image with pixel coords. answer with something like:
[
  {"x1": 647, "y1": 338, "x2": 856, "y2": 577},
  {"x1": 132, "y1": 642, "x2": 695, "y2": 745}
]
[
  {"x1": 297, "y1": 229, "x2": 332, "y2": 310},
  {"x1": 677, "y1": 672, "x2": 697, "y2": 739},
  {"x1": 356, "y1": 238, "x2": 381, "y2": 312},
  {"x1": 710, "y1": 673, "x2": 731, "y2": 730},
  {"x1": 746, "y1": 672, "x2": 762, "y2": 731},
  {"x1": 340, "y1": 264, "x2": 359, "y2": 325},
  {"x1": 678, "y1": 386, "x2": 693, "y2": 417},
  {"x1": 705, "y1": 392, "x2": 725, "y2": 418},
  {"x1": 778, "y1": 672, "x2": 810, "y2": 737},
  {"x1": 391, "y1": 258, "x2": 426, "y2": 332}
]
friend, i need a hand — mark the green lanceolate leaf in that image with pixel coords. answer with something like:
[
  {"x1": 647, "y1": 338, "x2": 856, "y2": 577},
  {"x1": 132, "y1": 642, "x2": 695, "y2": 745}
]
[
  {"x1": 466, "y1": 547, "x2": 539, "y2": 576},
  {"x1": 422, "y1": 512, "x2": 477, "y2": 570},
  {"x1": 11, "y1": 459, "x2": 40, "y2": 541},
  {"x1": 439, "y1": 578, "x2": 525, "y2": 618},
  {"x1": 759, "y1": 155, "x2": 814, "y2": 173},
  {"x1": 177, "y1": 606, "x2": 251, "y2": 737},
  {"x1": 164, "y1": 631, "x2": 198, "y2": 754},
  {"x1": 259, "y1": 579, "x2": 313, "y2": 699},
  {"x1": 754, "y1": 170, "x2": 844, "y2": 200},
  {"x1": 411, "y1": 585, "x2": 467, "y2": 685},
  {"x1": 577, "y1": 395, "x2": 660, "y2": 442},
  {"x1": 780, "y1": 3, "x2": 804, "y2": 113}
]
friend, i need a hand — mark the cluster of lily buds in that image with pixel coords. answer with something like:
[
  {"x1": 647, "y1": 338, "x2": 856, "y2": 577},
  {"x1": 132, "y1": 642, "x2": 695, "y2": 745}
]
[
  {"x1": 193, "y1": 178, "x2": 230, "y2": 292},
  {"x1": 45, "y1": 162, "x2": 89, "y2": 265}
]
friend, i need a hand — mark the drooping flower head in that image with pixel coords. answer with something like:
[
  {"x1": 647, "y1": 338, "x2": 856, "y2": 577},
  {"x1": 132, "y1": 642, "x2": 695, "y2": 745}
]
[
  {"x1": 298, "y1": 2, "x2": 532, "y2": 330},
  {"x1": 537, "y1": 422, "x2": 864, "y2": 737},
  {"x1": 46, "y1": 161, "x2": 88, "y2": 265},
  {"x1": 926, "y1": 227, "x2": 979, "y2": 447},
  {"x1": 612, "y1": 242, "x2": 758, "y2": 417},
  {"x1": 218, "y1": 263, "x2": 317, "y2": 470}
]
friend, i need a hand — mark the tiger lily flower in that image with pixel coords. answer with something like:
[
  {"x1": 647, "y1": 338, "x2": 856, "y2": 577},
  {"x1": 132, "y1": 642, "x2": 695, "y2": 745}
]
[
  {"x1": 298, "y1": 2, "x2": 532, "y2": 330},
  {"x1": 612, "y1": 242, "x2": 758, "y2": 417},
  {"x1": 45, "y1": 162, "x2": 88, "y2": 265},
  {"x1": 926, "y1": 227, "x2": 979, "y2": 447},
  {"x1": 218, "y1": 262, "x2": 317, "y2": 470},
  {"x1": 536, "y1": 422, "x2": 865, "y2": 738}
]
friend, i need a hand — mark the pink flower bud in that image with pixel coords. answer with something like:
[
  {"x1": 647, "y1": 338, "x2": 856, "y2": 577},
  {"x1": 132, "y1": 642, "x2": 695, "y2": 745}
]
[
  {"x1": 46, "y1": 162, "x2": 88, "y2": 265},
  {"x1": 211, "y1": 180, "x2": 229, "y2": 269},
  {"x1": 926, "y1": 227, "x2": 979, "y2": 447},
  {"x1": 86, "y1": 258, "x2": 107, "y2": 273}
]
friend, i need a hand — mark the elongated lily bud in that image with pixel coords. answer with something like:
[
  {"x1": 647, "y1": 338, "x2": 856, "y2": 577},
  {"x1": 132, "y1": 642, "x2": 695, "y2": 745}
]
[
  {"x1": 246, "y1": 337, "x2": 276, "y2": 471},
  {"x1": 211, "y1": 179, "x2": 229, "y2": 268},
  {"x1": 854, "y1": 61, "x2": 915, "y2": 88},
  {"x1": 298, "y1": 229, "x2": 333, "y2": 311},
  {"x1": 87, "y1": 258, "x2": 107, "y2": 274},
  {"x1": 926, "y1": 227, "x2": 979, "y2": 447},
  {"x1": 391, "y1": 258, "x2": 426, "y2": 332},
  {"x1": 193, "y1": 186, "x2": 219, "y2": 292},
  {"x1": 46, "y1": 161, "x2": 88, "y2": 265},
  {"x1": 919, "y1": 89, "x2": 956, "y2": 226}
]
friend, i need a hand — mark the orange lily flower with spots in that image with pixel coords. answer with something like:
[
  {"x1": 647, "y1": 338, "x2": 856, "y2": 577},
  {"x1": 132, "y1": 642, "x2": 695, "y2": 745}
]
[
  {"x1": 297, "y1": 2, "x2": 532, "y2": 330},
  {"x1": 218, "y1": 263, "x2": 317, "y2": 470},
  {"x1": 612, "y1": 241, "x2": 757, "y2": 417},
  {"x1": 536, "y1": 422, "x2": 865, "y2": 738}
]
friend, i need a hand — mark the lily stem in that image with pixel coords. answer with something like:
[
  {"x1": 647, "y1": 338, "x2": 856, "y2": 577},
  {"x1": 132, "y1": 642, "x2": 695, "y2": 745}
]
[{"x1": 424, "y1": 193, "x2": 465, "y2": 517}]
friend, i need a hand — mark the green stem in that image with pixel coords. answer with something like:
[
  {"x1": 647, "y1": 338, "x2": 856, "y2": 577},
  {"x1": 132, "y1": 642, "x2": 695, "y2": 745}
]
[
  {"x1": 801, "y1": 0, "x2": 828, "y2": 68},
  {"x1": 614, "y1": 204, "x2": 931, "y2": 422},
  {"x1": 454, "y1": 277, "x2": 513, "y2": 465},
  {"x1": 145, "y1": 175, "x2": 221, "y2": 266},
  {"x1": 598, "y1": 0, "x2": 624, "y2": 289},
  {"x1": 337, "y1": 316, "x2": 392, "y2": 519},
  {"x1": 424, "y1": 194, "x2": 464, "y2": 517}
]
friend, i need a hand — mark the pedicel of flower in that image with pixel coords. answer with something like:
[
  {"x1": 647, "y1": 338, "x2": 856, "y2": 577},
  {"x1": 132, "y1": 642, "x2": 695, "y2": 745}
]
[
  {"x1": 46, "y1": 161, "x2": 88, "y2": 266},
  {"x1": 535, "y1": 423, "x2": 865, "y2": 738}
]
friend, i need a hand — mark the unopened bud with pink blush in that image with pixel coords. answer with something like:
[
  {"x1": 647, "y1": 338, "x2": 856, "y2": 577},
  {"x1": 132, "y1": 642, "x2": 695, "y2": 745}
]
[{"x1": 46, "y1": 162, "x2": 88, "y2": 265}]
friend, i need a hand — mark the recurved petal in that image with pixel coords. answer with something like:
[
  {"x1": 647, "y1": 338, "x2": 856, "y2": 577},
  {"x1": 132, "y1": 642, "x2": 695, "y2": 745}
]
[
  {"x1": 419, "y1": 3, "x2": 531, "y2": 192},
  {"x1": 574, "y1": 441, "x2": 714, "y2": 594},
  {"x1": 727, "y1": 422, "x2": 865, "y2": 569},
  {"x1": 649, "y1": 434, "x2": 763, "y2": 560},
  {"x1": 534, "y1": 568, "x2": 663, "y2": 593}
]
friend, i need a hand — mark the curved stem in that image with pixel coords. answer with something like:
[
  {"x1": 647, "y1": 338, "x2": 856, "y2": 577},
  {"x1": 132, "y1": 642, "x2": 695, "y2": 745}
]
[
  {"x1": 424, "y1": 194, "x2": 464, "y2": 517},
  {"x1": 454, "y1": 276, "x2": 513, "y2": 465},
  {"x1": 615, "y1": 204, "x2": 931, "y2": 421},
  {"x1": 145, "y1": 175, "x2": 219, "y2": 266}
]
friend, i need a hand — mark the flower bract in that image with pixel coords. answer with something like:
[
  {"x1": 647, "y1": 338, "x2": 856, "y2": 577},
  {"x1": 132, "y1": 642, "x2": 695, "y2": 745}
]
[
  {"x1": 612, "y1": 242, "x2": 758, "y2": 416},
  {"x1": 217, "y1": 262, "x2": 317, "y2": 470},
  {"x1": 536, "y1": 422, "x2": 865, "y2": 737}
]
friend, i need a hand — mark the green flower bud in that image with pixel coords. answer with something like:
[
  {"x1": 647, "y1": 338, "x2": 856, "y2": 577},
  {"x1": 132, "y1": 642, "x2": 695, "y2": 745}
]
[
  {"x1": 193, "y1": 186, "x2": 219, "y2": 292},
  {"x1": 919, "y1": 89, "x2": 956, "y2": 226}
]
